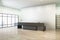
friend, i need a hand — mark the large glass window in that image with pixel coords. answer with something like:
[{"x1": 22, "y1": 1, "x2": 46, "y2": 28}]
[
  {"x1": 0, "y1": 17, "x2": 2, "y2": 28},
  {"x1": 0, "y1": 14, "x2": 2, "y2": 28},
  {"x1": 0, "y1": 13, "x2": 18, "y2": 28}
]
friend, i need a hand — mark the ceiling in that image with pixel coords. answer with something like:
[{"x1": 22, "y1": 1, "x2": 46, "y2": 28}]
[{"x1": 0, "y1": 0, "x2": 58, "y2": 9}]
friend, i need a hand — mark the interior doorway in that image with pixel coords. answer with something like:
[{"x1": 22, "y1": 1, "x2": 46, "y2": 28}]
[{"x1": 56, "y1": 15, "x2": 60, "y2": 29}]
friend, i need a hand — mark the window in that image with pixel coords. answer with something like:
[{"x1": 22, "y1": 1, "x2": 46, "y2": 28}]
[
  {"x1": 0, "y1": 17, "x2": 2, "y2": 28},
  {"x1": 0, "y1": 13, "x2": 18, "y2": 28}
]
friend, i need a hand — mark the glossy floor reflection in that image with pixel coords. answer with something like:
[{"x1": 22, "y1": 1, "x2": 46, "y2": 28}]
[
  {"x1": 20, "y1": 29, "x2": 56, "y2": 40},
  {"x1": 56, "y1": 29, "x2": 60, "y2": 40},
  {"x1": 0, "y1": 27, "x2": 20, "y2": 40},
  {"x1": 0, "y1": 27, "x2": 60, "y2": 40}
]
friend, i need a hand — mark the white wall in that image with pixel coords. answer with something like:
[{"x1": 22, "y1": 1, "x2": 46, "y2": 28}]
[
  {"x1": 44, "y1": 4, "x2": 56, "y2": 30},
  {"x1": 21, "y1": 6, "x2": 45, "y2": 23},
  {"x1": 0, "y1": 6, "x2": 21, "y2": 21},
  {"x1": 21, "y1": 4, "x2": 56, "y2": 30}
]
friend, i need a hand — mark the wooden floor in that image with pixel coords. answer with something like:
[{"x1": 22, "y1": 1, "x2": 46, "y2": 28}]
[
  {"x1": 20, "y1": 29, "x2": 56, "y2": 40},
  {"x1": 0, "y1": 27, "x2": 60, "y2": 40}
]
